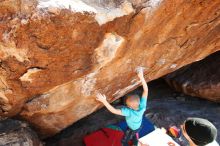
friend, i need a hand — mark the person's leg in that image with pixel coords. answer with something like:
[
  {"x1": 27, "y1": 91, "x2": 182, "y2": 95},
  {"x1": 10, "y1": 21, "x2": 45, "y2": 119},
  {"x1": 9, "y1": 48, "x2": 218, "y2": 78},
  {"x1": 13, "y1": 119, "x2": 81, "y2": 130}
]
[
  {"x1": 131, "y1": 131, "x2": 138, "y2": 146},
  {"x1": 121, "y1": 128, "x2": 133, "y2": 146},
  {"x1": 131, "y1": 127, "x2": 141, "y2": 146}
]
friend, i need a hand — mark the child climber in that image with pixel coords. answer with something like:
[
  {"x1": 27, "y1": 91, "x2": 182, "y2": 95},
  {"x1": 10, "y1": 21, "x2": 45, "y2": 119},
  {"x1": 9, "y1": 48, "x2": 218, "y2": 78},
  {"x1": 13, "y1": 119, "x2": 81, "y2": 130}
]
[{"x1": 96, "y1": 67, "x2": 148, "y2": 146}]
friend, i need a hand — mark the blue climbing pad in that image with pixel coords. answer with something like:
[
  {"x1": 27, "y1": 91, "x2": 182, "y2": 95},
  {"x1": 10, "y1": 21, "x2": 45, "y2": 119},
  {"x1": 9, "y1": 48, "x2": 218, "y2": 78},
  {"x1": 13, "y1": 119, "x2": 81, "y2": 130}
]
[
  {"x1": 84, "y1": 117, "x2": 155, "y2": 146},
  {"x1": 115, "y1": 117, "x2": 155, "y2": 138}
]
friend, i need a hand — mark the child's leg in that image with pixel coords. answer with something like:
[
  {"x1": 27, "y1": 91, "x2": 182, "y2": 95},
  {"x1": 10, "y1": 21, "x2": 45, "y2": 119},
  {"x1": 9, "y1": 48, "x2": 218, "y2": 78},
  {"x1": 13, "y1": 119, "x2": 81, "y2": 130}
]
[
  {"x1": 131, "y1": 132, "x2": 138, "y2": 146},
  {"x1": 131, "y1": 127, "x2": 142, "y2": 146},
  {"x1": 121, "y1": 128, "x2": 133, "y2": 146}
]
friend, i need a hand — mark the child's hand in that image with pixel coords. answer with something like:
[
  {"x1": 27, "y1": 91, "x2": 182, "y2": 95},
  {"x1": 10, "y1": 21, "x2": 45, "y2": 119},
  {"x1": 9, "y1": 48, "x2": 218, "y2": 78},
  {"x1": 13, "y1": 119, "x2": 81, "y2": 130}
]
[
  {"x1": 136, "y1": 66, "x2": 144, "y2": 79},
  {"x1": 96, "y1": 93, "x2": 107, "y2": 103}
]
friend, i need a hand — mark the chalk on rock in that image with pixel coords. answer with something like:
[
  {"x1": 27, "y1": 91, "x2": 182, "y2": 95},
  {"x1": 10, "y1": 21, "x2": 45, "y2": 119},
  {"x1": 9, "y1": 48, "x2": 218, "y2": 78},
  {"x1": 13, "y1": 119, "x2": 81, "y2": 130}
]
[{"x1": 136, "y1": 66, "x2": 146, "y2": 73}]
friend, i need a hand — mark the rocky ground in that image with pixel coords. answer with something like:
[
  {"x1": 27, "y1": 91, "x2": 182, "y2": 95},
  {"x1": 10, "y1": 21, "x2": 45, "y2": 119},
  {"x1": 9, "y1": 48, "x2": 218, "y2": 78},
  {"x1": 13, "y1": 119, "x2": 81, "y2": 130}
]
[
  {"x1": 0, "y1": 119, "x2": 42, "y2": 146},
  {"x1": 165, "y1": 51, "x2": 220, "y2": 102},
  {"x1": 45, "y1": 79, "x2": 220, "y2": 146}
]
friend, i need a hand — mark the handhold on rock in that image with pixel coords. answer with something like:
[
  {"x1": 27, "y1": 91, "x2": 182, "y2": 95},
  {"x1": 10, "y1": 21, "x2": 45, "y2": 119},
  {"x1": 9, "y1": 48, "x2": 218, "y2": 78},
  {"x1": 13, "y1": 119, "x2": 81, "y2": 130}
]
[{"x1": 136, "y1": 66, "x2": 146, "y2": 74}]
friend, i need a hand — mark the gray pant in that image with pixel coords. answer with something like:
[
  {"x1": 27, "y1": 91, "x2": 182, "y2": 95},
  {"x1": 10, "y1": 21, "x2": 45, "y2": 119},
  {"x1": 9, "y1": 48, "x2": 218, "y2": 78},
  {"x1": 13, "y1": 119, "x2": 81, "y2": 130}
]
[{"x1": 121, "y1": 127, "x2": 140, "y2": 146}]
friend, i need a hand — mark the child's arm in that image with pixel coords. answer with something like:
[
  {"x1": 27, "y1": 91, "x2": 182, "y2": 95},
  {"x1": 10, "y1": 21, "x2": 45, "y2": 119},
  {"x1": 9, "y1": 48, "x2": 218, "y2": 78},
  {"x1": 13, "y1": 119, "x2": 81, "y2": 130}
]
[
  {"x1": 96, "y1": 93, "x2": 123, "y2": 116},
  {"x1": 137, "y1": 67, "x2": 148, "y2": 98}
]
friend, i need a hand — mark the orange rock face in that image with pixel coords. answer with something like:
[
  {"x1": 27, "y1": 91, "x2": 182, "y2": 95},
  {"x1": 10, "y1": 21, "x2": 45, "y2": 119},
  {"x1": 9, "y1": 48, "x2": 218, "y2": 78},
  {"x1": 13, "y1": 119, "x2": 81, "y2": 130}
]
[
  {"x1": 165, "y1": 51, "x2": 220, "y2": 102},
  {"x1": 0, "y1": 0, "x2": 219, "y2": 137}
]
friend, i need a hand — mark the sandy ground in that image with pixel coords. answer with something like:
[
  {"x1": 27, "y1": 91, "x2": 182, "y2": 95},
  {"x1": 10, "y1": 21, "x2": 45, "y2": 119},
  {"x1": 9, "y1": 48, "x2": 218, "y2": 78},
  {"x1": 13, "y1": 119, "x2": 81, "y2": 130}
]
[{"x1": 45, "y1": 79, "x2": 220, "y2": 146}]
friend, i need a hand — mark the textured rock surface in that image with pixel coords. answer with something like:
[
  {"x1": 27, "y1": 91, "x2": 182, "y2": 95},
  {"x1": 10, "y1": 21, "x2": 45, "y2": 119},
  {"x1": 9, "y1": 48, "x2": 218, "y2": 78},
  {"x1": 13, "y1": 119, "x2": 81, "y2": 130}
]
[
  {"x1": 165, "y1": 51, "x2": 220, "y2": 102},
  {"x1": 0, "y1": 0, "x2": 219, "y2": 137},
  {"x1": 45, "y1": 80, "x2": 220, "y2": 146},
  {"x1": 0, "y1": 119, "x2": 42, "y2": 146}
]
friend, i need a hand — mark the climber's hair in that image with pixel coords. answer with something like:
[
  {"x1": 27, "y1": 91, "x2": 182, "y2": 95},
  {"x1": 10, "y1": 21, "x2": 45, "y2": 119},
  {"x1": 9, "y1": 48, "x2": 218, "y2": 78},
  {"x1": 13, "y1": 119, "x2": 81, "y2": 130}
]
[
  {"x1": 125, "y1": 94, "x2": 140, "y2": 110},
  {"x1": 126, "y1": 94, "x2": 140, "y2": 102}
]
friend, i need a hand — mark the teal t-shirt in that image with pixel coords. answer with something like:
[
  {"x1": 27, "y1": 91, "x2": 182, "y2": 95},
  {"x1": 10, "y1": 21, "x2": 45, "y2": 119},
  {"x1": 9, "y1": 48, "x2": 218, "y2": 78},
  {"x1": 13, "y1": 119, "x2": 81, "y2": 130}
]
[{"x1": 121, "y1": 97, "x2": 147, "y2": 130}]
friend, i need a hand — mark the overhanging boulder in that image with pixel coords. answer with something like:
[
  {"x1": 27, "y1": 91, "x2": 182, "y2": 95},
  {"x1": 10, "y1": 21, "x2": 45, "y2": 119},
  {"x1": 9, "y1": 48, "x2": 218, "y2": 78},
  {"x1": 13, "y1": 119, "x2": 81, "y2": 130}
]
[{"x1": 0, "y1": 0, "x2": 219, "y2": 137}]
